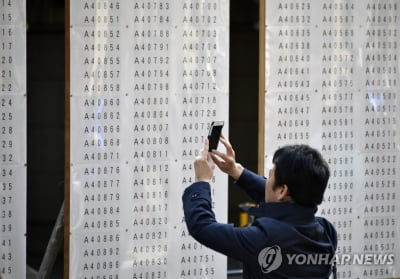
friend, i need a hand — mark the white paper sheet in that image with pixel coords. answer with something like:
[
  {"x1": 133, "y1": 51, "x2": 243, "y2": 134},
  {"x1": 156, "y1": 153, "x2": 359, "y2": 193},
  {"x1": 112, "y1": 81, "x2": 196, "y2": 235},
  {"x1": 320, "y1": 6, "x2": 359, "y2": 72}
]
[
  {"x1": 264, "y1": 1, "x2": 400, "y2": 278},
  {"x1": 0, "y1": 0, "x2": 26, "y2": 278},
  {"x1": 69, "y1": 1, "x2": 229, "y2": 278}
]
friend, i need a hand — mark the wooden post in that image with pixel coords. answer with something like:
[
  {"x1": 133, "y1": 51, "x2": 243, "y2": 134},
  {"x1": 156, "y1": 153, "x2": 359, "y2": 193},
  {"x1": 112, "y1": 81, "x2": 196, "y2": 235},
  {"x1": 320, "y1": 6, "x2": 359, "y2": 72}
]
[{"x1": 258, "y1": 0, "x2": 266, "y2": 175}]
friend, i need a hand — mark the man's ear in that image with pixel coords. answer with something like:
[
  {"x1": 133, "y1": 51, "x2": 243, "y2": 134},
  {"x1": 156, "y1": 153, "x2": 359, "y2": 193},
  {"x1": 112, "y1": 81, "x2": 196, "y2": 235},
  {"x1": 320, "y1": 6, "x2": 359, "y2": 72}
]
[{"x1": 277, "y1": 184, "x2": 291, "y2": 201}]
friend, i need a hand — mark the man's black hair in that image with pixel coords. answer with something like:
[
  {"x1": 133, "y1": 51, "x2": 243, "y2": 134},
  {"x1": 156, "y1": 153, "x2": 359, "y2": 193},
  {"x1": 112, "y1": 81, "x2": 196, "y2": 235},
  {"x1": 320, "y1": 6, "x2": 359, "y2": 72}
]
[{"x1": 272, "y1": 144, "x2": 330, "y2": 207}]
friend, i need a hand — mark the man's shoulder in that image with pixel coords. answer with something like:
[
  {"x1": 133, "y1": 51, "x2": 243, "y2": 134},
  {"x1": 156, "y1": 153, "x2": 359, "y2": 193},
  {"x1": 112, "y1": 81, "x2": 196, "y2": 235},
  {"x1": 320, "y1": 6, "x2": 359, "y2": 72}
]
[
  {"x1": 315, "y1": 216, "x2": 336, "y2": 231},
  {"x1": 315, "y1": 216, "x2": 338, "y2": 247}
]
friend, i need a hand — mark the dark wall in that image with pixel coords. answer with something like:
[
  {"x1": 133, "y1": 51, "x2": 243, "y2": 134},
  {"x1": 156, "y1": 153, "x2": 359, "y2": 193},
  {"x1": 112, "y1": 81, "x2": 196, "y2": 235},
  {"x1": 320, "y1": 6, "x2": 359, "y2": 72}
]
[
  {"x1": 27, "y1": 0, "x2": 65, "y2": 272},
  {"x1": 26, "y1": 0, "x2": 259, "y2": 275},
  {"x1": 228, "y1": 0, "x2": 259, "y2": 271}
]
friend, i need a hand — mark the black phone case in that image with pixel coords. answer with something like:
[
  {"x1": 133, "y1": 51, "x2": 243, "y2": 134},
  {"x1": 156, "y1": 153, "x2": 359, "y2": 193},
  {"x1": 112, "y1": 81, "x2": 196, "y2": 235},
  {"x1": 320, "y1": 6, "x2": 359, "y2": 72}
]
[{"x1": 208, "y1": 122, "x2": 223, "y2": 151}]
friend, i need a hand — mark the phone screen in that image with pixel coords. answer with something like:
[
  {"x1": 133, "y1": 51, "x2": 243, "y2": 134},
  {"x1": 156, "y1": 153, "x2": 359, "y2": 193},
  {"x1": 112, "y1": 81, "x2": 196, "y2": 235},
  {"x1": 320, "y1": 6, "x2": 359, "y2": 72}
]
[{"x1": 208, "y1": 121, "x2": 224, "y2": 151}]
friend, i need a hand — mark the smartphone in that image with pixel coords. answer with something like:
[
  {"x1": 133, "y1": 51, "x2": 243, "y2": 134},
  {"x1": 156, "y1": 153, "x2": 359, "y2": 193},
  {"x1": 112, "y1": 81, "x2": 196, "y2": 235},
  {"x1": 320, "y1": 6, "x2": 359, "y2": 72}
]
[{"x1": 208, "y1": 121, "x2": 224, "y2": 151}]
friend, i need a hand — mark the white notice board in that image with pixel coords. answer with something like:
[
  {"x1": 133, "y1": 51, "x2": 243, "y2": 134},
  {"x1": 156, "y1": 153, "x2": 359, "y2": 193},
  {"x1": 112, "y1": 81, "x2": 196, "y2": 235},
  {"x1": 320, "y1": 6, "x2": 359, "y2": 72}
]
[
  {"x1": 68, "y1": 1, "x2": 229, "y2": 278},
  {"x1": 0, "y1": 0, "x2": 27, "y2": 278},
  {"x1": 262, "y1": 0, "x2": 400, "y2": 278}
]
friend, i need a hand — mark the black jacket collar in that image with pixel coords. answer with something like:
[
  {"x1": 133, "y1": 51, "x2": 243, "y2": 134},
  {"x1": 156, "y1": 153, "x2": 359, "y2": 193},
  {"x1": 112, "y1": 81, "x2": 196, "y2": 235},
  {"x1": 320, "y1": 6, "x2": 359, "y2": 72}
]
[{"x1": 246, "y1": 201, "x2": 317, "y2": 224}]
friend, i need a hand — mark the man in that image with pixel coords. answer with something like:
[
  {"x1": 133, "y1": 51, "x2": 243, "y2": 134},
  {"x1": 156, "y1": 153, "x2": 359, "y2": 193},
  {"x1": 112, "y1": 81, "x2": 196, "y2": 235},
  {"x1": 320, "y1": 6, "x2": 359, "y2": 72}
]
[{"x1": 182, "y1": 135, "x2": 337, "y2": 278}]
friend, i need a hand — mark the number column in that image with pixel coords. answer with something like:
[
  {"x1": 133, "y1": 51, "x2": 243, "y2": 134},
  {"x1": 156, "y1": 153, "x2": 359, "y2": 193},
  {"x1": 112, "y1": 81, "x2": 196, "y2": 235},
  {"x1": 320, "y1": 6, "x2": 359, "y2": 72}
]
[
  {"x1": 264, "y1": 0, "x2": 313, "y2": 164},
  {"x1": 316, "y1": 2, "x2": 356, "y2": 278},
  {"x1": 357, "y1": 1, "x2": 400, "y2": 277},
  {"x1": 0, "y1": 0, "x2": 26, "y2": 278},
  {"x1": 176, "y1": 1, "x2": 229, "y2": 278},
  {"x1": 69, "y1": 1, "x2": 128, "y2": 277},
  {"x1": 127, "y1": 2, "x2": 172, "y2": 278}
]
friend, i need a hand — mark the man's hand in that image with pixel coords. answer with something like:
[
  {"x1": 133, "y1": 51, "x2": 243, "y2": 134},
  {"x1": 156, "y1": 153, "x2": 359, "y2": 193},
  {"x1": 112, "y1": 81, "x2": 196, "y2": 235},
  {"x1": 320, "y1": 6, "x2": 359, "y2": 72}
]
[
  {"x1": 194, "y1": 139, "x2": 215, "y2": 182},
  {"x1": 210, "y1": 134, "x2": 244, "y2": 180}
]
